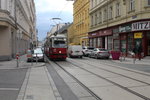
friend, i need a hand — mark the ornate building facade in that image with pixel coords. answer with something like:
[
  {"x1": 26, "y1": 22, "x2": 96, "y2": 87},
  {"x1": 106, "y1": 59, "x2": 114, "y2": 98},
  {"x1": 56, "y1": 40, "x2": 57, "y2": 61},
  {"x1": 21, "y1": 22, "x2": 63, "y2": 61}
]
[
  {"x1": 0, "y1": 0, "x2": 36, "y2": 60},
  {"x1": 73, "y1": 0, "x2": 90, "y2": 46},
  {"x1": 89, "y1": 0, "x2": 150, "y2": 57}
]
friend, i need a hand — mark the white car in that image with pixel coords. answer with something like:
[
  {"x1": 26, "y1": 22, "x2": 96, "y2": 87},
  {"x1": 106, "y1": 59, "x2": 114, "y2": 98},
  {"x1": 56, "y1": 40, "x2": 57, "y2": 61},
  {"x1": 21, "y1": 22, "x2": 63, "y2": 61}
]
[
  {"x1": 82, "y1": 47, "x2": 95, "y2": 57},
  {"x1": 27, "y1": 48, "x2": 44, "y2": 62},
  {"x1": 68, "y1": 45, "x2": 83, "y2": 58}
]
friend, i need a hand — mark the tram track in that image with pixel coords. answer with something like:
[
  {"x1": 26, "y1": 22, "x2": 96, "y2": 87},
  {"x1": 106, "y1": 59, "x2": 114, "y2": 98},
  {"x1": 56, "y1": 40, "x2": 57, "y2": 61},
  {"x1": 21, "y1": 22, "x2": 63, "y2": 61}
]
[
  {"x1": 58, "y1": 59, "x2": 150, "y2": 100},
  {"x1": 53, "y1": 61, "x2": 102, "y2": 100},
  {"x1": 68, "y1": 59, "x2": 150, "y2": 86},
  {"x1": 87, "y1": 58, "x2": 150, "y2": 77},
  {"x1": 45, "y1": 55, "x2": 102, "y2": 100}
]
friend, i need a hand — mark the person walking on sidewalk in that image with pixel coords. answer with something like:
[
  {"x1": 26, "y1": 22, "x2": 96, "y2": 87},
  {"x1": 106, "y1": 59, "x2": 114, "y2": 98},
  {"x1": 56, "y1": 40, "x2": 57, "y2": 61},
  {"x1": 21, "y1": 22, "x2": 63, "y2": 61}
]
[
  {"x1": 133, "y1": 43, "x2": 142, "y2": 60},
  {"x1": 137, "y1": 44, "x2": 142, "y2": 60}
]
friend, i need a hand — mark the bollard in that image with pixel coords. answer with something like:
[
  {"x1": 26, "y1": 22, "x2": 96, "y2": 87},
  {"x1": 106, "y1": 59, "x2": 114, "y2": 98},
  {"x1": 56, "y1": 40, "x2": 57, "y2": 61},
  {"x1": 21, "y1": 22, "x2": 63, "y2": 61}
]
[
  {"x1": 133, "y1": 53, "x2": 136, "y2": 64},
  {"x1": 16, "y1": 53, "x2": 19, "y2": 67}
]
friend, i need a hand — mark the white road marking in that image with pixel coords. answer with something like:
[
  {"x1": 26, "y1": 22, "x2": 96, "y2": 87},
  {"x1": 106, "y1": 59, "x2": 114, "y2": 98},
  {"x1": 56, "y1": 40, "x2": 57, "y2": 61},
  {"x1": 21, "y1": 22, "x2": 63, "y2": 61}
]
[{"x1": 0, "y1": 88, "x2": 19, "y2": 91}]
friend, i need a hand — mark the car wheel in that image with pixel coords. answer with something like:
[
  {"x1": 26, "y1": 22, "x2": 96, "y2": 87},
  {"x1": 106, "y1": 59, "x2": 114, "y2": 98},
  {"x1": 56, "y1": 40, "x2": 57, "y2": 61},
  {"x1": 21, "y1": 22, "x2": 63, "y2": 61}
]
[
  {"x1": 95, "y1": 55, "x2": 98, "y2": 59},
  {"x1": 89, "y1": 54, "x2": 91, "y2": 58},
  {"x1": 69, "y1": 54, "x2": 72, "y2": 58},
  {"x1": 106, "y1": 57, "x2": 109, "y2": 59}
]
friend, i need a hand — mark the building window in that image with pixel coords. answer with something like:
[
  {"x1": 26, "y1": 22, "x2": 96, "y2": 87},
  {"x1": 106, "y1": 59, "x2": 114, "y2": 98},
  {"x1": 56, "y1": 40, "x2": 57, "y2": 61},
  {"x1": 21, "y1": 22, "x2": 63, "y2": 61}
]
[
  {"x1": 103, "y1": 9, "x2": 107, "y2": 21},
  {"x1": 108, "y1": 36, "x2": 112, "y2": 50},
  {"x1": 113, "y1": 39, "x2": 119, "y2": 51},
  {"x1": 129, "y1": 0, "x2": 135, "y2": 11},
  {"x1": 128, "y1": 33, "x2": 134, "y2": 52},
  {"x1": 116, "y1": 2, "x2": 120, "y2": 17},
  {"x1": 148, "y1": 0, "x2": 150, "y2": 5},
  {"x1": 0, "y1": 0, "x2": 1, "y2": 8},
  {"x1": 99, "y1": 11, "x2": 102, "y2": 24},
  {"x1": 95, "y1": 13, "x2": 97, "y2": 25},
  {"x1": 91, "y1": 0, "x2": 94, "y2": 8},
  {"x1": 95, "y1": 0, "x2": 97, "y2": 6},
  {"x1": 91, "y1": 15, "x2": 94, "y2": 26},
  {"x1": 109, "y1": 6, "x2": 113, "y2": 19}
]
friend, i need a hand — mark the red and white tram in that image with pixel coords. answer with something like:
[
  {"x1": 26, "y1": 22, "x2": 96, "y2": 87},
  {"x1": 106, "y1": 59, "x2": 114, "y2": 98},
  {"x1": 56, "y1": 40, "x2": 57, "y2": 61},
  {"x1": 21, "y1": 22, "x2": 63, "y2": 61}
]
[{"x1": 44, "y1": 35, "x2": 67, "y2": 60}]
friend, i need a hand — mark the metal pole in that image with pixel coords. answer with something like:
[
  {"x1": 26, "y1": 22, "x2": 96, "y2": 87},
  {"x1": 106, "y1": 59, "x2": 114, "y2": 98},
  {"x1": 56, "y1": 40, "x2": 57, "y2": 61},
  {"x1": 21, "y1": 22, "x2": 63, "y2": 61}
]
[
  {"x1": 17, "y1": 58, "x2": 19, "y2": 67},
  {"x1": 36, "y1": 53, "x2": 38, "y2": 64},
  {"x1": 133, "y1": 53, "x2": 136, "y2": 64},
  {"x1": 16, "y1": 53, "x2": 19, "y2": 67},
  {"x1": 31, "y1": 49, "x2": 33, "y2": 66}
]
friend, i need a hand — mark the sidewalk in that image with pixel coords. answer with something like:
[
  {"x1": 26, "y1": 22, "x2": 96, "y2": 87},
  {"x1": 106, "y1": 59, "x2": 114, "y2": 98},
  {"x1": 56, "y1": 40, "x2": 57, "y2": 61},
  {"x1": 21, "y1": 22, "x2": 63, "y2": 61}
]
[
  {"x1": 0, "y1": 55, "x2": 58, "y2": 100},
  {"x1": 111, "y1": 56, "x2": 150, "y2": 65}
]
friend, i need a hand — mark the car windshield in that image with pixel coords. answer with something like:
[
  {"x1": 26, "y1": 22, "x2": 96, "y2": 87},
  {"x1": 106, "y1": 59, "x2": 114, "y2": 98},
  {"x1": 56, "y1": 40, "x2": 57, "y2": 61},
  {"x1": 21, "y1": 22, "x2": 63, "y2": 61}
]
[
  {"x1": 98, "y1": 48, "x2": 107, "y2": 51},
  {"x1": 88, "y1": 47, "x2": 94, "y2": 50},
  {"x1": 34, "y1": 49, "x2": 43, "y2": 54},
  {"x1": 53, "y1": 40, "x2": 66, "y2": 48}
]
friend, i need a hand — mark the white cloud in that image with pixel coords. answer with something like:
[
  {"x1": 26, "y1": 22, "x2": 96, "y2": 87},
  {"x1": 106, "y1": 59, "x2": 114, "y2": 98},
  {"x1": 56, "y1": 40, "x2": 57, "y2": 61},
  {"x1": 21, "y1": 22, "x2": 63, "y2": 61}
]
[{"x1": 34, "y1": 0, "x2": 73, "y2": 14}]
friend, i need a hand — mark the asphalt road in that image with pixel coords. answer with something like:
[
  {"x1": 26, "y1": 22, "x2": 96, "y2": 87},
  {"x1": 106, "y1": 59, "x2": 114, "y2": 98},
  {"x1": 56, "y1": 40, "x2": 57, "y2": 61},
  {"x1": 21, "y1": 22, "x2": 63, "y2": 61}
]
[{"x1": 0, "y1": 69, "x2": 27, "y2": 100}]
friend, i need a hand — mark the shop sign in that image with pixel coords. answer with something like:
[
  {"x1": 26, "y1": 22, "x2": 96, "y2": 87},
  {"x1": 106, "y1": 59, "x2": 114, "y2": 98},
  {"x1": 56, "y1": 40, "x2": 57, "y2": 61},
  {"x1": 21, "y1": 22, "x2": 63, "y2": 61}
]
[
  {"x1": 119, "y1": 24, "x2": 131, "y2": 33},
  {"x1": 98, "y1": 29, "x2": 112, "y2": 36},
  {"x1": 91, "y1": 33, "x2": 97, "y2": 36},
  {"x1": 132, "y1": 21, "x2": 150, "y2": 31},
  {"x1": 134, "y1": 32, "x2": 143, "y2": 39},
  {"x1": 89, "y1": 32, "x2": 98, "y2": 38}
]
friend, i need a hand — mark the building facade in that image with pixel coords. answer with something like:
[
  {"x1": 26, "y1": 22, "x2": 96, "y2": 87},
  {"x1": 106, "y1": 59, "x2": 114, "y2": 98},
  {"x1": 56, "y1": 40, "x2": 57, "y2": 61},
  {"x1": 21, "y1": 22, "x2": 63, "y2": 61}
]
[
  {"x1": 73, "y1": 0, "x2": 90, "y2": 46},
  {"x1": 89, "y1": 0, "x2": 150, "y2": 57},
  {"x1": 68, "y1": 23, "x2": 75, "y2": 45},
  {"x1": 0, "y1": 0, "x2": 36, "y2": 61}
]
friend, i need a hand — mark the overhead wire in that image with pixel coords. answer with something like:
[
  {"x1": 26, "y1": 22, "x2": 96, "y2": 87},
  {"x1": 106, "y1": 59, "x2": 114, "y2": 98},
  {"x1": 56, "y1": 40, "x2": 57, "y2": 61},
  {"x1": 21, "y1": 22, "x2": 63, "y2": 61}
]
[{"x1": 57, "y1": 1, "x2": 70, "y2": 18}]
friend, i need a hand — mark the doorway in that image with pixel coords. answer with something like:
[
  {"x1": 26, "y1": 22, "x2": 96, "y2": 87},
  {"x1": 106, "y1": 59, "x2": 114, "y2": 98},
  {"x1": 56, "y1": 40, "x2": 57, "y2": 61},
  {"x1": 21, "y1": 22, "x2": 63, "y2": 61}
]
[
  {"x1": 102, "y1": 37, "x2": 105, "y2": 48},
  {"x1": 147, "y1": 33, "x2": 150, "y2": 56}
]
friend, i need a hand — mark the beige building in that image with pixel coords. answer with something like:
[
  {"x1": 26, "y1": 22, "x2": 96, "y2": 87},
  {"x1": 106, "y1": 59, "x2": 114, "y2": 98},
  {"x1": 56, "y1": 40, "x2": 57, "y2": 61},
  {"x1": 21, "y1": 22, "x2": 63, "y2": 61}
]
[
  {"x1": 73, "y1": 0, "x2": 90, "y2": 46},
  {"x1": 68, "y1": 23, "x2": 75, "y2": 45},
  {"x1": 89, "y1": 0, "x2": 150, "y2": 56},
  {"x1": 0, "y1": 0, "x2": 36, "y2": 61}
]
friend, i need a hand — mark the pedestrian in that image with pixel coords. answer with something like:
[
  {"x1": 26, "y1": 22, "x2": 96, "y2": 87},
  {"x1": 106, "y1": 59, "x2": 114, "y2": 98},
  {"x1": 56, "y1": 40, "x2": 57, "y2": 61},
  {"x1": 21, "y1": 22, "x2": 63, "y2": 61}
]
[
  {"x1": 132, "y1": 46, "x2": 137, "y2": 59},
  {"x1": 137, "y1": 45, "x2": 142, "y2": 60}
]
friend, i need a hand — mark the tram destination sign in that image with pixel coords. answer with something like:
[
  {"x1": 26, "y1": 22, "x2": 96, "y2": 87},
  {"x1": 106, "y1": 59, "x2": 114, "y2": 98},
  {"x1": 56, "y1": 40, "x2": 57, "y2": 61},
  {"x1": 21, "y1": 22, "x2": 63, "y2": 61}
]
[{"x1": 132, "y1": 21, "x2": 150, "y2": 31}]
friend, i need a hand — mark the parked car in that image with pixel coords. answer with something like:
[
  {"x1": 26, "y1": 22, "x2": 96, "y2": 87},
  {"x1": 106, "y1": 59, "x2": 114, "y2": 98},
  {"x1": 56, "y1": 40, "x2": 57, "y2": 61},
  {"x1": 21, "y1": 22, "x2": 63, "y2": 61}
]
[
  {"x1": 27, "y1": 48, "x2": 44, "y2": 62},
  {"x1": 82, "y1": 47, "x2": 95, "y2": 57},
  {"x1": 26, "y1": 49, "x2": 33, "y2": 62},
  {"x1": 89, "y1": 48, "x2": 110, "y2": 59},
  {"x1": 68, "y1": 45, "x2": 83, "y2": 58}
]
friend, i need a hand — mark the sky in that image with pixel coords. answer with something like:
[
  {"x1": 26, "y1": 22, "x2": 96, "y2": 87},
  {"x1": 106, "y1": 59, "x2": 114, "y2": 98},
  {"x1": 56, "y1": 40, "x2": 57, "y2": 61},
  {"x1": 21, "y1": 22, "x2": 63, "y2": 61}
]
[{"x1": 34, "y1": 0, "x2": 74, "y2": 41}]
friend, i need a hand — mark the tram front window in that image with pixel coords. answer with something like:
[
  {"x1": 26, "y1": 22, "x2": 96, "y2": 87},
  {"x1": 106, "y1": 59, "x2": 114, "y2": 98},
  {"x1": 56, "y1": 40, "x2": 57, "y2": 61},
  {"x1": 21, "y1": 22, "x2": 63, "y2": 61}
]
[{"x1": 53, "y1": 41, "x2": 66, "y2": 48}]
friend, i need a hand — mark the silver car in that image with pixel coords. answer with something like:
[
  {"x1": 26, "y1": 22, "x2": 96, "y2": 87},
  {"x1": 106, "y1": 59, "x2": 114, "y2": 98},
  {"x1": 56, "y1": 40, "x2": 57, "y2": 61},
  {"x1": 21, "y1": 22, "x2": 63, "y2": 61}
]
[
  {"x1": 82, "y1": 47, "x2": 95, "y2": 57},
  {"x1": 89, "y1": 48, "x2": 110, "y2": 59},
  {"x1": 32, "y1": 48, "x2": 44, "y2": 62}
]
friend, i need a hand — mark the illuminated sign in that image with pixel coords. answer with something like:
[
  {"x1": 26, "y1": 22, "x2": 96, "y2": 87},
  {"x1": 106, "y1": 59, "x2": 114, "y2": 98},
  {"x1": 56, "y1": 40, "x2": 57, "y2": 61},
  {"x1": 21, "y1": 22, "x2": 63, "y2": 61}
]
[
  {"x1": 134, "y1": 32, "x2": 143, "y2": 39},
  {"x1": 132, "y1": 21, "x2": 150, "y2": 31}
]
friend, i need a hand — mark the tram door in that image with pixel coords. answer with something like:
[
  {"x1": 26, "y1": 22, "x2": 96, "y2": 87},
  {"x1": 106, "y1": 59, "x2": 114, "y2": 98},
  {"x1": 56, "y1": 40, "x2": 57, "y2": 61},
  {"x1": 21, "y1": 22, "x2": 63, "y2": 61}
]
[{"x1": 147, "y1": 33, "x2": 150, "y2": 56}]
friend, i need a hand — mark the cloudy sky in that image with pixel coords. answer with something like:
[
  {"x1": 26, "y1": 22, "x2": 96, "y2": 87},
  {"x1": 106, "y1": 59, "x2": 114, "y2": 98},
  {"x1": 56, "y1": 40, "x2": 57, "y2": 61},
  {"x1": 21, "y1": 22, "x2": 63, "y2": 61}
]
[{"x1": 34, "y1": 0, "x2": 74, "y2": 41}]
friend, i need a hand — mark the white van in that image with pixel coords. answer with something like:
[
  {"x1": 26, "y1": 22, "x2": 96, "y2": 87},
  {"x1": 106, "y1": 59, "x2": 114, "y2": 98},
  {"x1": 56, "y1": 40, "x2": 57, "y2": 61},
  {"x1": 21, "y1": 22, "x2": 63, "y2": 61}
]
[{"x1": 68, "y1": 45, "x2": 83, "y2": 58}]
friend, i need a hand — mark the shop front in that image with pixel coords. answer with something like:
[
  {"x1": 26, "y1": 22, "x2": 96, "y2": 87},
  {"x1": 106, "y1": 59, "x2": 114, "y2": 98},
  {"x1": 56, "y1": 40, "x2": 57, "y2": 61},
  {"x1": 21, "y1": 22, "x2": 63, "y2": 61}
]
[
  {"x1": 132, "y1": 20, "x2": 150, "y2": 56},
  {"x1": 88, "y1": 28, "x2": 113, "y2": 50},
  {"x1": 117, "y1": 20, "x2": 150, "y2": 57}
]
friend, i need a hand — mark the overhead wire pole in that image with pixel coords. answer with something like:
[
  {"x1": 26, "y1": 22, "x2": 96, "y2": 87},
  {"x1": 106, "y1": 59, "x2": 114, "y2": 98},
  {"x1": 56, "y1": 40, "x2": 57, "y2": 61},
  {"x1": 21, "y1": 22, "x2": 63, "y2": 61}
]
[{"x1": 50, "y1": 18, "x2": 62, "y2": 36}]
